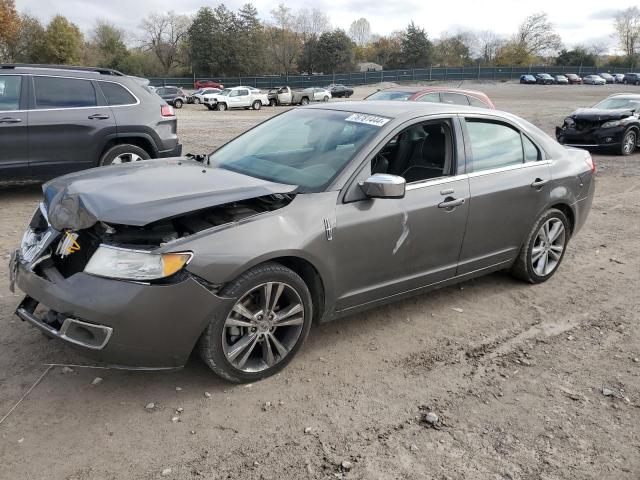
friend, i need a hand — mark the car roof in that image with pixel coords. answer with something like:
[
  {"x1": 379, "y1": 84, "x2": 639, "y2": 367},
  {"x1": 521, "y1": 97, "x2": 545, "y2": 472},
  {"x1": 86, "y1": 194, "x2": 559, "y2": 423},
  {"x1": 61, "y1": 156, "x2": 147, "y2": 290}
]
[
  {"x1": 305, "y1": 100, "x2": 490, "y2": 119},
  {"x1": 607, "y1": 93, "x2": 640, "y2": 99},
  {"x1": 373, "y1": 85, "x2": 489, "y2": 98}
]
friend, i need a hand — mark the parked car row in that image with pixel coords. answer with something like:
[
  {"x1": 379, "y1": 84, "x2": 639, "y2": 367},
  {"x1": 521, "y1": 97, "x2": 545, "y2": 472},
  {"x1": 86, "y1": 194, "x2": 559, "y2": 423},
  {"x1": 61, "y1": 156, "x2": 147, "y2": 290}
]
[{"x1": 521, "y1": 72, "x2": 632, "y2": 85}]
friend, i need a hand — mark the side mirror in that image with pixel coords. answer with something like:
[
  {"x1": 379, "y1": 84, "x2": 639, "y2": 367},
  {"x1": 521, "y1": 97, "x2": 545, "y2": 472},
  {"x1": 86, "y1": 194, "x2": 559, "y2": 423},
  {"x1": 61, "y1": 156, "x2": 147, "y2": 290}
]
[{"x1": 358, "y1": 174, "x2": 406, "y2": 199}]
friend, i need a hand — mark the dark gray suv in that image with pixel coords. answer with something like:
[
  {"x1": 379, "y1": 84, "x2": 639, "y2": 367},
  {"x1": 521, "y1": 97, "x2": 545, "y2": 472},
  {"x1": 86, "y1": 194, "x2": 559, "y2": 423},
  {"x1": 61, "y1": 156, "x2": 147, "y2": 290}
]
[{"x1": 0, "y1": 64, "x2": 182, "y2": 181}]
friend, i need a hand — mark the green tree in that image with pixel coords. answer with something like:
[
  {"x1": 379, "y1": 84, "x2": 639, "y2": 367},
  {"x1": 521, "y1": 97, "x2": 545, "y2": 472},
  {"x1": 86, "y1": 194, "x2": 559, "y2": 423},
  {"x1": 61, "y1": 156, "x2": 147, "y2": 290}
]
[
  {"x1": 555, "y1": 47, "x2": 596, "y2": 67},
  {"x1": 401, "y1": 22, "x2": 433, "y2": 68},
  {"x1": 188, "y1": 7, "x2": 217, "y2": 75},
  {"x1": 43, "y1": 15, "x2": 84, "y2": 64},
  {"x1": 434, "y1": 33, "x2": 473, "y2": 66},
  {"x1": 315, "y1": 29, "x2": 354, "y2": 73},
  {"x1": 237, "y1": 3, "x2": 265, "y2": 74},
  {"x1": 89, "y1": 21, "x2": 129, "y2": 70},
  {"x1": 368, "y1": 34, "x2": 403, "y2": 69},
  {"x1": 298, "y1": 35, "x2": 319, "y2": 73}
]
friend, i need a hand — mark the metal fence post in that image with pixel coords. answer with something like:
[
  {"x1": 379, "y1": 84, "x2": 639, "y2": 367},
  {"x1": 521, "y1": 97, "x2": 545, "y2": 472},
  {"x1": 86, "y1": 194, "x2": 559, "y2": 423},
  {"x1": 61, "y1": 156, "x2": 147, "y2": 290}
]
[{"x1": 445, "y1": 67, "x2": 447, "y2": 81}]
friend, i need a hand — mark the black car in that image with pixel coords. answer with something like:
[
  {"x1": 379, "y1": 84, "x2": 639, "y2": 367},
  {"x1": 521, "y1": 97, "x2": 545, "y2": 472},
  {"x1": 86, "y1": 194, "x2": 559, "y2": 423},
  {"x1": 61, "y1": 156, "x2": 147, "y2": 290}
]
[
  {"x1": 519, "y1": 74, "x2": 537, "y2": 84},
  {"x1": 554, "y1": 75, "x2": 569, "y2": 85},
  {"x1": 156, "y1": 86, "x2": 187, "y2": 108},
  {"x1": 534, "y1": 73, "x2": 555, "y2": 85},
  {"x1": 622, "y1": 73, "x2": 640, "y2": 85},
  {"x1": 0, "y1": 64, "x2": 181, "y2": 181},
  {"x1": 556, "y1": 94, "x2": 640, "y2": 156},
  {"x1": 327, "y1": 84, "x2": 353, "y2": 98}
]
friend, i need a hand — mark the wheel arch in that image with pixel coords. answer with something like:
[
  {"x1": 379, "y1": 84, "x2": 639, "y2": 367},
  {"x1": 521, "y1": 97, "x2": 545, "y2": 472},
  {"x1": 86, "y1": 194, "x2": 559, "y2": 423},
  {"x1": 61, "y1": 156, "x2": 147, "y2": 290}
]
[
  {"x1": 548, "y1": 202, "x2": 576, "y2": 235},
  {"x1": 98, "y1": 135, "x2": 157, "y2": 165}
]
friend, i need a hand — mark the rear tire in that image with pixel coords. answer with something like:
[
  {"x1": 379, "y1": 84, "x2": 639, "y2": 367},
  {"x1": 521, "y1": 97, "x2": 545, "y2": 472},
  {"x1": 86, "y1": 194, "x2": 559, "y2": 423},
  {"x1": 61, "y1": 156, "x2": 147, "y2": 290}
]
[
  {"x1": 300, "y1": 97, "x2": 310, "y2": 105},
  {"x1": 173, "y1": 99, "x2": 183, "y2": 109},
  {"x1": 197, "y1": 262, "x2": 313, "y2": 383},
  {"x1": 323, "y1": 96, "x2": 329, "y2": 102},
  {"x1": 99, "y1": 144, "x2": 151, "y2": 166},
  {"x1": 510, "y1": 208, "x2": 570, "y2": 284},
  {"x1": 252, "y1": 100, "x2": 262, "y2": 110}
]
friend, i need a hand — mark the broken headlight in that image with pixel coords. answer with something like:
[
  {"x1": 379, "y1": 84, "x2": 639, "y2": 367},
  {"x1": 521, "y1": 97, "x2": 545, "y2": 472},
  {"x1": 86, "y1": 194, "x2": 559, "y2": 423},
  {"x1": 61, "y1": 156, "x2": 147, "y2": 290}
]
[
  {"x1": 601, "y1": 118, "x2": 632, "y2": 129},
  {"x1": 84, "y1": 245, "x2": 192, "y2": 281}
]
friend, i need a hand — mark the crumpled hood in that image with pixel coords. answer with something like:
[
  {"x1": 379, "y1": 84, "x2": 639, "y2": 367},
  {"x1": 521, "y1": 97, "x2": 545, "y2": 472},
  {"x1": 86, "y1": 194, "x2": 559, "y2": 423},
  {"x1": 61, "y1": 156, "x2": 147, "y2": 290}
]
[
  {"x1": 569, "y1": 108, "x2": 634, "y2": 122},
  {"x1": 43, "y1": 158, "x2": 297, "y2": 231}
]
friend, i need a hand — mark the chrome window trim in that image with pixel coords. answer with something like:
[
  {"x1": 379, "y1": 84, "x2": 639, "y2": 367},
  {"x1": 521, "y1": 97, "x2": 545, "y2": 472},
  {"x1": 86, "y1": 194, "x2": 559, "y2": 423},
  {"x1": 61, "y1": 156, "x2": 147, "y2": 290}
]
[
  {"x1": 467, "y1": 159, "x2": 552, "y2": 178},
  {"x1": 406, "y1": 173, "x2": 469, "y2": 191}
]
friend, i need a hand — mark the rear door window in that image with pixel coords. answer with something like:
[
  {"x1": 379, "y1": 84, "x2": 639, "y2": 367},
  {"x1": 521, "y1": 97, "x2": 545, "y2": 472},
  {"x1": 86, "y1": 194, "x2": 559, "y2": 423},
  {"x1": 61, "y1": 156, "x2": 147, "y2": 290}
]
[
  {"x1": 416, "y1": 92, "x2": 441, "y2": 103},
  {"x1": 99, "y1": 82, "x2": 137, "y2": 106},
  {"x1": 468, "y1": 96, "x2": 489, "y2": 108},
  {"x1": 0, "y1": 75, "x2": 22, "y2": 111},
  {"x1": 442, "y1": 93, "x2": 470, "y2": 106},
  {"x1": 33, "y1": 76, "x2": 97, "y2": 109},
  {"x1": 465, "y1": 120, "x2": 524, "y2": 171}
]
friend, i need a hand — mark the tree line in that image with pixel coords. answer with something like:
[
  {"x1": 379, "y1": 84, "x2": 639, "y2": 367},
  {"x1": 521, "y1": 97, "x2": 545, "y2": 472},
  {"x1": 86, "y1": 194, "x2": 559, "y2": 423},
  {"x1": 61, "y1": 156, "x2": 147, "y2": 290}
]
[{"x1": 0, "y1": 0, "x2": 638, "y2": 78}]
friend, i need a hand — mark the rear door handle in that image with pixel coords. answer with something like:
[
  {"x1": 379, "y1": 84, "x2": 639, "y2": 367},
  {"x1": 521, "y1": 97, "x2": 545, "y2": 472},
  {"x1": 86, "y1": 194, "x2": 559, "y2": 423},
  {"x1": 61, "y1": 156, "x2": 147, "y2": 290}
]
[
  {"x1": 88, "y1": 113, "x2": 110, "y2": 120},
  {"x1": 531, "y1": 178, "x2": 549, "y2": 189},
  {"x1": 438, "y1": 197, "x2": 465, "y2": 209},
  {"x1": 0, "y1": 117, "x2": 22, "y2": 124}
]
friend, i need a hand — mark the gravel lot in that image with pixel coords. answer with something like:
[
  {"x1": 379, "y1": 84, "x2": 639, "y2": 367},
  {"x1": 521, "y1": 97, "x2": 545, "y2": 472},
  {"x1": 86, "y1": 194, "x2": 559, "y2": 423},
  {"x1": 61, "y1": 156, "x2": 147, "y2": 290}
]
[{"x1": 1, "y1": 82, "x2": 639, "y2": 480}]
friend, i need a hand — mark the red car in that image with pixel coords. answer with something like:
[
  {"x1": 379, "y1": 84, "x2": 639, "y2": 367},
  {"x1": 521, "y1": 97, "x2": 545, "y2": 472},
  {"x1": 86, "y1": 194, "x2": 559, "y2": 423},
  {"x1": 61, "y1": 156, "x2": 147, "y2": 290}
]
[
  {"x1": 194, "y1": 79, "x2": 224, "y2": 89},
  {"x1": 364, "y1": 86, "x2": 495, "y2": 109},
  {"x1": 566, "y1": 74, "x2": 582, "y2": 85}
]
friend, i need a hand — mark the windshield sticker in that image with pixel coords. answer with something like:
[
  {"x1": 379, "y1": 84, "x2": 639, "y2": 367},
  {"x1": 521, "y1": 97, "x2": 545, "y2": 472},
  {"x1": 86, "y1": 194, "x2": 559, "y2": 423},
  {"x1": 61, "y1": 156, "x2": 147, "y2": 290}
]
[{"x1": 345, "y1": 113, "x2": 390, "y2": 127}]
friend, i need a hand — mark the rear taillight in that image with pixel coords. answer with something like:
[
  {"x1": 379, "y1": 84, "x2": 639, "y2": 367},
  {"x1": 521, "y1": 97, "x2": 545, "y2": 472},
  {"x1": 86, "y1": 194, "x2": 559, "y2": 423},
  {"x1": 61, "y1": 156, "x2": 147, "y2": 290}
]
[
  {"x1": 161, "y1": 105, "x2": 175, "y2": 117},
  {"x1": 585, "y1": 153, "x2": 596, "y2": 173}
]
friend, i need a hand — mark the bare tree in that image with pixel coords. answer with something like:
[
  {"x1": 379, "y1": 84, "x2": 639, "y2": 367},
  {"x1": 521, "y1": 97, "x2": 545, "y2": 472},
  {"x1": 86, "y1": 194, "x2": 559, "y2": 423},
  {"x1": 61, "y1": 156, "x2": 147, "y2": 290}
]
[
  {"x1": 349, "y1": 18, "x2": 371, "y2": 46},
  {"x1": 476, "y1": 30, "x2": 504, "y2": 64},
  {"x1": 613, "y1": 7, "x2": 640, "y2": 57},
  {"x1": 140, "y1": 11, "x2": 190, "y2": 74},
  {"x1": 268, "y1": 4, "x2": 301, "y2": 74},
  {"x1": 516, "y1": 12, "x2": 562, "y2": 57},
  {"x1": 293, "y1": 8, "x2": 330, "y2": 39}
]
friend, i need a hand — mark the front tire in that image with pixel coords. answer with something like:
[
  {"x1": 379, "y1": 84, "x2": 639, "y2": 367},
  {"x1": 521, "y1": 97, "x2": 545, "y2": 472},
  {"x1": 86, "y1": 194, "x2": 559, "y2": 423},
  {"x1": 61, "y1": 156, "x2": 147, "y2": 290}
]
[
  {"x1": 510, "y1": 209, "x2": 570, "y2": 284},
  {"x1": 173, "y1": 99, "x2": 183, "y2": 109},
  {"x1": 198, "y1": 262, "x2": 313, "y2": 383},
  {"x1": 252, "y1": 100, "x2": 262, "y2": 110},
  {"x1": 99, "y1": 144, "x2": 150, "y2": 166},
  {"x1": 300, "y1": 97, "x2": 310, "y2": 105},
  {"x1": 620, "y1": 129, "x2": 637, "y2": 156},
  {"x1": 216, "y1": 102, "x2": 227, "y2": 111}
]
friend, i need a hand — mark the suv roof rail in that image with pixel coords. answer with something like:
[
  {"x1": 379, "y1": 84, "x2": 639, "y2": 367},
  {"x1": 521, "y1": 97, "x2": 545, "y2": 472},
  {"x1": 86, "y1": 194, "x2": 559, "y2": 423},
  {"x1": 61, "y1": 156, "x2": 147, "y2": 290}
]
[{"x1": 0, "y1": 64, "x2": 125, "y2": 76}]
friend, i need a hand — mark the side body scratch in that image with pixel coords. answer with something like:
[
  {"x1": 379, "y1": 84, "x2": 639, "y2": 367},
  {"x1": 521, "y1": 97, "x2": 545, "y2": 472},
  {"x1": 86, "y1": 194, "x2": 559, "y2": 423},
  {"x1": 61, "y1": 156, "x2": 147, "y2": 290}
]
[{"x1": 393, "y1": 211, "x2": 409, "y2": 255}]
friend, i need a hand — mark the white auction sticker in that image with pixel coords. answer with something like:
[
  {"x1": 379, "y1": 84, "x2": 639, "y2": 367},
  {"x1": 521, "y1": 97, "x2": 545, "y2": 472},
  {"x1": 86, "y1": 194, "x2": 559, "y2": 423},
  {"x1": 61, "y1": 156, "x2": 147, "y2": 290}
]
[{"x1": 345, "y1": 113, "x2": 390, "y2": 127}]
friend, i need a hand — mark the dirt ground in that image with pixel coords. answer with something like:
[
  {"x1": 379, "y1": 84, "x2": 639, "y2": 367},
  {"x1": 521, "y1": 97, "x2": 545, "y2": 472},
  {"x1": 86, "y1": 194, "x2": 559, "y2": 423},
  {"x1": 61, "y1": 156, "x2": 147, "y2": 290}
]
[{"x1": 0, "y1": 82, "x2": 639, "y2": 480}]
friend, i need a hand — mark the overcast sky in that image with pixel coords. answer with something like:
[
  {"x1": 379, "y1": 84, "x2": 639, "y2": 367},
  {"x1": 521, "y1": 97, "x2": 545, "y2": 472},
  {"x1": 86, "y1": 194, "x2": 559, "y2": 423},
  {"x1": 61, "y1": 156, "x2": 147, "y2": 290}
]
[{"x1": 14, "y1": 0, "x2": 633, "y2": 52}]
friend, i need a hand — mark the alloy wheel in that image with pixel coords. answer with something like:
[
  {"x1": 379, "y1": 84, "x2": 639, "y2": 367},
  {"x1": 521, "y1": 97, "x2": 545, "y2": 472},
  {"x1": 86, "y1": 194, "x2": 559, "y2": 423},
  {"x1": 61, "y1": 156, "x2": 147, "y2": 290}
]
[
  {"x1": 531, "y1": 218, "x2": 565, "y2": 276},
  {"x1": 112, "y1": 152, "x2": 143, "y2": 164},
  {"x1": 623, "y1": 131, "x2": 636, "y2": 155},
  {"x1": 222, "y1": 282, "x2": 305, "y2": 372}
]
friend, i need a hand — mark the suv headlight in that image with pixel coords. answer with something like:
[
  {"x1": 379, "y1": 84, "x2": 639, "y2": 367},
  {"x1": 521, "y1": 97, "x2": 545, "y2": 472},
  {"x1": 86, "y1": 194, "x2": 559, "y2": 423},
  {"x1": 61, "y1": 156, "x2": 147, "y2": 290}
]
[
  {"x1": 601, "y1": 117, "x2": 632, "y2": 129},
  {"x1": 85, "y1": 245, "x2": 192, "y2": 281}
]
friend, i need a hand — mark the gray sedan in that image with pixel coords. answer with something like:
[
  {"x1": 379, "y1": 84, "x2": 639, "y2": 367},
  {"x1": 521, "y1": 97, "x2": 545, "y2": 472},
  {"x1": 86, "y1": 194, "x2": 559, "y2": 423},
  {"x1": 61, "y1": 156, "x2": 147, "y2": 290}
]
[{"x1": 11, "y1": 102, "x2": 595, "y2": 382}]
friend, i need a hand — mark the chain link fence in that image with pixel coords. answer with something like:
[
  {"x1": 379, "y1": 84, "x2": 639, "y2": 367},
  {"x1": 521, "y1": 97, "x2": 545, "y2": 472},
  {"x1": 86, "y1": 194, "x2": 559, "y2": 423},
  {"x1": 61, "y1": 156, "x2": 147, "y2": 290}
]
[{"x1": 149, "y1": 66, "x2": 636, "y2": 89}]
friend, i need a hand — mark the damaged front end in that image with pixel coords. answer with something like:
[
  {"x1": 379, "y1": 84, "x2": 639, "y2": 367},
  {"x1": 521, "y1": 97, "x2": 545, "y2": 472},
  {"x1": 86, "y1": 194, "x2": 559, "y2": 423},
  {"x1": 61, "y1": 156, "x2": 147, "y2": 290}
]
[{"x1": 555, "y1": 109, "x2": 637, "y2": 147}]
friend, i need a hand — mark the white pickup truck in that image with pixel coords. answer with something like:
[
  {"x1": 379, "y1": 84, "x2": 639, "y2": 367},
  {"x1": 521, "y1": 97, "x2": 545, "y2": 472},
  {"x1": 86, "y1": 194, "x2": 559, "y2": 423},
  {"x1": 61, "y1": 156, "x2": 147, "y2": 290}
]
[{"x1": 202, "y1": 86, "x2": 269, "y2": 111}]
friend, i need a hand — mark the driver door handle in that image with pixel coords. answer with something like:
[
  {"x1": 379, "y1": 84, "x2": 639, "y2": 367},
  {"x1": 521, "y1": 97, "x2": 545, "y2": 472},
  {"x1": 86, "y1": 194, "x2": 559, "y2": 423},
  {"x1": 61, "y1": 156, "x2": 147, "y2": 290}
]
[
  {"x1": 88, "y1": 113, "x2": 110, "y2": 120},
  {"x1": 438, "y1": 197, "x2": 465, "y2": 209},
  {"x1": 531, "y1": 178, "x2": 549, "y2": 189},
  {"x1": 0, "y1": 117, "x2": 22, "y2": 123}
]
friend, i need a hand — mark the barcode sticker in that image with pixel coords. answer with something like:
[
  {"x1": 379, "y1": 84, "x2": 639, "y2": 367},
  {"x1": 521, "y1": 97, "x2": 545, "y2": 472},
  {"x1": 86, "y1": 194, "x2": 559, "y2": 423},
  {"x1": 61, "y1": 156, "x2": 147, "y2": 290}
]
[{"x1": 345, "y1": 113, "x2": 390, "y2": 127}]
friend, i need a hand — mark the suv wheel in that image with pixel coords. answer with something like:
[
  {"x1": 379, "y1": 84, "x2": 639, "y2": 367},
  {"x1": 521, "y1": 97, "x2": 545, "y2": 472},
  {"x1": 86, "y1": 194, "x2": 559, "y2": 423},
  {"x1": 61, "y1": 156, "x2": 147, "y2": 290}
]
[
  {"x1": 173, "y1": 99, "x2": 183, "y2": 109},
  {"x1": 216, "y1": 102, "x2": 227, "y2": 111},
  {"x1": 100, "y1": 144, "x2": 151, "y2": 166},
  {"x1": 198, "y1": 262, "x2": 313, "y2": 383},
  {"x1": 252, "y1": 100, "x2": 262, "y2": 110},
  {"x1": 510, "y1": 208, "x2": 570, "y2": 284}
]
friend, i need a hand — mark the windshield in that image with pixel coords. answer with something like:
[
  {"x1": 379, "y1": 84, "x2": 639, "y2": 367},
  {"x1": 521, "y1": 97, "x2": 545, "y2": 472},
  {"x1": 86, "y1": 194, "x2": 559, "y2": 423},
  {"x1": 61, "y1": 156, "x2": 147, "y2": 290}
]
[
  {"x1": 366, "y1": 90, "x2": 414, "y2": 101},
  {"x1": 210, "y1": 109, "x2": 387, "y2": 191},
  {"x1": 593, "y1": 98, "x2": 640, "y2": 110}
]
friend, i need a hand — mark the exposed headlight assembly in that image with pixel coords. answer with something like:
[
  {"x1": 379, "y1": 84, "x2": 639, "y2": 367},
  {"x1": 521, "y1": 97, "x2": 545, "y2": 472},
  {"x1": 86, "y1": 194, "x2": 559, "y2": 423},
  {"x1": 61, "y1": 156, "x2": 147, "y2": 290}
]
[
  {"x1": 85, "y1": 245, "x2": 192, "y2": 281},
  {"x1": 601, "y1": 118, "x2": 630, "y2": 129}
]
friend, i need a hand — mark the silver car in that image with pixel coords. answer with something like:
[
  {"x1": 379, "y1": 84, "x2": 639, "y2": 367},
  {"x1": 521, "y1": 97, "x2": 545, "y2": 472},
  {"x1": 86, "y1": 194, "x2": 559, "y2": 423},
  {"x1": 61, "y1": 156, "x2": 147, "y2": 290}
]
[{"x1": 11, "y1": 102, "x2": 595, "y2": 383}]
